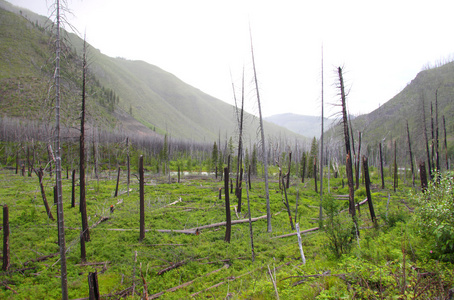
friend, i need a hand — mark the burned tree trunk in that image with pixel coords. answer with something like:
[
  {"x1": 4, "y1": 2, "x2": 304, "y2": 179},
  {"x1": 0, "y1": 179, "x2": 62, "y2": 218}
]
[
  {"x1": 71, "y1": 170, "x2": 75, "y2": 208},
  {"x1": 88, "y1": 271, "x2": 100, "y2": 300},
  {"x1": 363, "y1": 156, "x2": 377, "y2": 226},
  {"x1": 79, "y1": 36, "x2": 89, "y2": 242},
  {"x1": 313, "y1": 156, "x2": 318, "y2": 193},
  {"x1": 114, "y1": 167, "x2": 120, "y2": 197},
  {"x1": 126, "y1": 138, "x2": 130, "y2": 196},
  {"x1": 286, "y1": 152, "x2": 292, "y2": 189},
  {"x1": 419, "y1": 161, "x2": 428, "y2": 192},
  {"x1": 406, "y1": 121, "x2": 415, "y2": 186},
  {"x1": 224, "y1": 167, "x2": 231, "y2": 243},
  {"x1": 2, "y1": 205, "x2": 10, "y2": 271},
  {"x1": 139, "y1": 155, "x2": 145, "y2": 242},
  {"x1": 443, "y1": 116, "x2": 449, "y2": 170},
  {"x1": 338, "y1": 67, "x2": 355, "y2": 218},
  {"x1": 37, "y1": 168, "x2": 54, "y2": 221},
  {"x1": 393, "y1": 140, "x2": 398, "y2": 192},
  {"x1": 422, "y1": 97, "x2": 432, "y2": 180},
  {"x1": 355, "y1": 132, "x2": 362, "y2": 190},
  {"x1": 282, "y1": 177, "x2": 295, "y2": 230}
]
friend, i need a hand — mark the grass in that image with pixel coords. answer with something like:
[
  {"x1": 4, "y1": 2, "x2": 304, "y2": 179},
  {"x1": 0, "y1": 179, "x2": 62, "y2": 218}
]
[{"x1": 0, "y1": 163, "x2": 453, "y2": 299}]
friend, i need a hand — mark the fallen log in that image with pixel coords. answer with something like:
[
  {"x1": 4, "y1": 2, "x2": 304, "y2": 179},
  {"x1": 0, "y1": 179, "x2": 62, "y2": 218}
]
[
  {"x1": 157, "y1": 260, "x2": 187, "y2": 275},
  {"x1": 149, "y1": 264, "x2": 229, "y2": 299},
  {"x1": 271, "y1": 227, "x2": 319, "y2": 239},
  {"x1": 23, "y1": 253, "x2": 58, "y2": 266},
  {"x1": 156, "y1": 229, "x2": 199, "y2": 235},
  {"x1": 190, "y1": 214, "x2": 267, "y2": 231}
]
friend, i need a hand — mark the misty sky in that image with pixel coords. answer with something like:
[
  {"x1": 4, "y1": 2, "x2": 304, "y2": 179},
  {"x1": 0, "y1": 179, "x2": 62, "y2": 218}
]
[{"x1": 7, "y1": 0, "x2": 454, "y2": 118}]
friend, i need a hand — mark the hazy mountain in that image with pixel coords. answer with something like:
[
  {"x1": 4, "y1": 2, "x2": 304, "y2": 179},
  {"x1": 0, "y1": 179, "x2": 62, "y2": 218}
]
[
  {"x1": 0, "y1": 0, "x2": 306, "y2": 144},
  {"x1": 331, "y1": 62, "x2": 454, "y2": 162},
  {"x1": 265, "y1": 113, "x2": 336, "y2": 138}
]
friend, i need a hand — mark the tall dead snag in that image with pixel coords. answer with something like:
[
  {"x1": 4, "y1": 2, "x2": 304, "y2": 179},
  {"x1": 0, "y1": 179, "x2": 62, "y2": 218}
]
[
  {"x1": 338, "y1": 67, "x2": 356, "y2": 219},
  {"x1": 393, "y1": 140, "x2": 398, "y2": 192},
  {"x1": 319, "y1": 45, "x2": 324, "y2": 223},
  {"x1": 362, "y1": 156, "x2": 377, "y2": 226},
  {"x1": 2, "y1": 205, "x2": 10, "y2": 271},
  {"x1": 71, "y1": 170, "x2": 75, "y2": 208},
  {"x1": 79, "y1": 35, "x2": 90, "y2": 242},
  {"x1": 443, "y1": 116, "x2": 449, "y2": 170},
  {"x1": 114, "y1": 167, "x2": 121, "y2": 197},
  {"x1": 139, "y1": 155, "x2": 145, "y2": 242},
  {"x1": 419, "y1": 161, "x2": 428, "y2": 191},
  {"x1": 54, "y1": 0, "x2": 68, "y2": 297},
  {"x1": 88, "y1": 271, "x2": 100, "y2": 300},
  {"x1": 301, "y1": 152, "x2": 306, "y2": 183},
  {"x1": 286, "y1": 152, "x2": 292, "y2": 189},
  {"x1": 126, "y1": 138, "x2": 130, "y2": 196},
  {"x1": 282, "y1": 177, "x2": 295, "y2": 230},
  {"x1": 224, "y1": 167, "x2": 231, "y2": 243},
  {"x1": 406, "y1": 121, "x2": 415, "y2": 186},
  {"x1": 313, "y1": 157, "x2": 318, "y2": 193},
  {"x1": 379, "y1": 143, "x2": 385, "y2": 189},
  {"x1": 37, "y1": 168, "x2": 54, "y2": 221},
  {"x1": 355, "y1": 132, "x2": 362, "y2": 190},
  {"x1": 234, "y1": 69, "x2": 245, "y2": 213},
  {"x1": 250, "y1": 26, "x2": 271, "y2": 232},
  {"x1": 244, "y1": 166, "x2": 255, "y2": 262},
  {"x1": 421, "y1": 95, "x2": 432, "y2": 179},
  {"x1": 435, "y1": 89, "x2": 440, "y2": 172}
]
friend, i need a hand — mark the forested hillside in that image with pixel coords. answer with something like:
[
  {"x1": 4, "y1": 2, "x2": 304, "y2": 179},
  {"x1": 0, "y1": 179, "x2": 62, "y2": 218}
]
[{"x1": 0, "y1": 0, "x2": 304, "y2": 144}]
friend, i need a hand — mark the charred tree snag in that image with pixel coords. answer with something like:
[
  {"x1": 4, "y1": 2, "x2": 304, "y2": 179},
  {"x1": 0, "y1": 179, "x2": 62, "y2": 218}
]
[
  {"x1": 282, "y1": 177, "x2": 295, "y2": 230},
  {"x1": 286, "y1": 152, "x2": 292, "y2": 189},
  {"x1": 88, "y1": 271, "x2": 100, "y2": 300},
  {"x1": 435, "y1": 89, "x2": 440, "y2": 172},
  {"x1": 37, "y1": 168, "x2": 54, "y2": 221},
  {"x1": 355, "y1": 132, "x2": 362, "y2": 190},
  {"x1": 443, "y1": 116, "x2": 449, "y2": 170},
  {"x1": 2, "y1": 205, "x2": 10, "y2": 271},
  {"x1": 313, "y1": 157, "x2": 318, "y2": 193},
  {"x1": 338, "y1": 67, "x2": 359, "y2": 237},
  {"x1": 71, "y1": 170, "x2": 75, "y2": 208},
  {"x1": 379, "y1": 143, "x2": 385, "y2": 189},
  {"x1": 139, "y1": 155, "x2": 145, "y2": 242},
  {"x1": 126, "y1": 138, "x2": 130, "y2": 196},
  {"x1": 393, "y1": 140, "x2": 398, "y2": 192},
  {"x1": 363, "y1": 156, "x2": 377, "y2": 226},
  {"x1": 224, "y1": 167, "x2": 231, "y2": 243},
  {"x1": 251, "y1": 27, "x2": 271, "y2": 232},
  {"x1": 114, "y1": 167, "x2": 121, "y2": 197},
  {"x1": 419, "y1": 161, "x2": 428, "y2": 192},
  {"x1": 406, "y1": 121, "x2": 415, "y2": 186},
  {"x1": 338, "y1": 67, "x2": 355, "y2": 218},
  {"x1": 422, "y1": 96, "x2": 432, "y2": 180}
]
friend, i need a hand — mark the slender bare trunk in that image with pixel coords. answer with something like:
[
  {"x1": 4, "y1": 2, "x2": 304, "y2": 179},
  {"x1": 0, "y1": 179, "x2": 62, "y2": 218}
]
[
  {"x1": 406, "y1": 121, "x2": 415, "y2": 186},
  {"x1": 250, "y1": 26, "x2": 271, "y2": 232},
  {"x1": 54, "y1": 1, "x2": 68, "y2": 297}
]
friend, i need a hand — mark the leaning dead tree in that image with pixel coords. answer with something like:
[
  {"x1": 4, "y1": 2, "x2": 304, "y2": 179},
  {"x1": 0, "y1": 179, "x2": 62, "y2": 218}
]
[
  {"x1": 406, "y1": 121, "x2": 415, "y2": 186},
  {"x1": 250, "y1": 25, "x2": 271, "y2": 232}
]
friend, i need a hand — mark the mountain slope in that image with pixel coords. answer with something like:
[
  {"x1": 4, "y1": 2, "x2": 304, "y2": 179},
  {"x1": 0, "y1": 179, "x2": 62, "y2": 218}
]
[
  {"x1": 338, "y1": 62, "x2": 454, "y2": 163},
  {"x1": 0, "y1": 1, "x2": 305, "y2": 144},
  {"x1": 265, "y1": 113, "x2": 335, "y2": 138}
]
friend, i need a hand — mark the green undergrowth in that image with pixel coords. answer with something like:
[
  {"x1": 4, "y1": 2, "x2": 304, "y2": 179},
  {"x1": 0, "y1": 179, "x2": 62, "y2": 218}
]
[{"x1": 0, "y1": 168, "x2": 453, "y2": 299}]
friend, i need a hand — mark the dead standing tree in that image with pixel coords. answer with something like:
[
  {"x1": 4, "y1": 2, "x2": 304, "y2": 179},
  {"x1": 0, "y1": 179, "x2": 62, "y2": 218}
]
[
  {"x1": 250, "y1": 25, "x2": 271, "y2": 232},
  {"x1": 337, "y1": 67, "x2": 358, "y2": 236},
  {"x1": 52, "y1": 0, "x2": 68, "y2": 297},
  {"x1": 80, "y1": 35, "x2": 90, "y2": 243}
]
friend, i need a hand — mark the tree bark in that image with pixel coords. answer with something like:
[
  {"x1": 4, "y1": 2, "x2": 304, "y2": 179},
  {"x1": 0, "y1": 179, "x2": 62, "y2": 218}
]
[
  {"x1": 282, "y1": 177, "x2": 295, "y2": 230},
  {"x1": 114, "y1": 167, "x2": 121, "y2": 197},
  {"x1": 224, "y1": 167, "x2": 231, "y2": 243},
  {"x1": 2, "y1": 205, "x2": 10, "y2": 271},
  {"x1": 71, "y1": 170, "x2": 76, "y2": 208},
  {"x1": 37, "y1": 168, "x2": 54, "y2": 221},
  {"x1": 88, "y1": 271, "x2": 100, "y2": 300},
  {"x1": 406, "y1": 121, "x2": 415, "y2": 186},
  {"x1": 419, "y1": 161, "x2": 428, "y2": 192},
  {"x1": 139, "y1": 155, "x2": 145, "y2": 242},
  {"x1": 393, "y1": 140, "x2": 398, "y2": 192},
  {"x1": 363, "y1": 156, "x2": 377, "y2": 226},
  {"x1": 250, "y1": 27, "x2": 271, "y2": 232}
]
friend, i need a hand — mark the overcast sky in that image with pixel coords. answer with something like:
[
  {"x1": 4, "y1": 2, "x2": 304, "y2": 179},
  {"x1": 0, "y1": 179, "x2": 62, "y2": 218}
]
[{"x1": 7, "y1": 0, "x2": 454, "y2": 118}]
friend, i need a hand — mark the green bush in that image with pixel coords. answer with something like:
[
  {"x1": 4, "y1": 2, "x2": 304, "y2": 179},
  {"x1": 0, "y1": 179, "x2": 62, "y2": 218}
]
[
  {"x1": 322, "y1": 194, "x2": 356, "y2": 258},
  {"x1": 412, "y1": 171, "x2": 454, "y2": 262}
]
